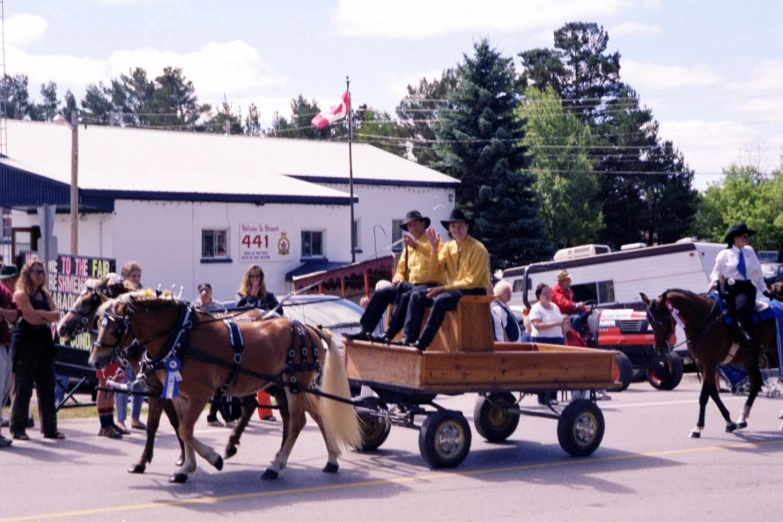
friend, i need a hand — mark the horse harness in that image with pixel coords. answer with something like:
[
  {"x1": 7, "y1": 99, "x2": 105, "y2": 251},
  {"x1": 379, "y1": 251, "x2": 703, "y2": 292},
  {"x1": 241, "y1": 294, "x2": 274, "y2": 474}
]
[
  {"x1": 647, "y1": 297, "x2": 725, "y2": 352},
  {"x1": 102, "y1": 301, "x2": 323, "y2": 397}
]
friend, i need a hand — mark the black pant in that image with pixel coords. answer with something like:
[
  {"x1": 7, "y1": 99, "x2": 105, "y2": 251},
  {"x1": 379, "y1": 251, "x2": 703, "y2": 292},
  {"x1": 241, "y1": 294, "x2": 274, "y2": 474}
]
[
  {"x1": 10, "y1": 327, "x2": 58, "y2": 436},
  {"x1": 360, "y1": 282, "x2": 434, "y2": 338},
  {"x1": 404, "y1": 288, "x2": 487, "y2": 349},
  {"x1": 728, "y1": 280, "x2": 757, "y2": 346}
]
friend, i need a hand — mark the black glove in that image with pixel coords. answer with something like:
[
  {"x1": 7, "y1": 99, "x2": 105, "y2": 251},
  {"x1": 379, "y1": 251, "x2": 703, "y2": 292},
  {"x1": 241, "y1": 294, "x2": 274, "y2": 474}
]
[
  {"x1": 708, "y1": 283, "x2": 720, "y2": 294},
  {"x1": 763, "y1": 291, "x2": 773, "y2": 299}
]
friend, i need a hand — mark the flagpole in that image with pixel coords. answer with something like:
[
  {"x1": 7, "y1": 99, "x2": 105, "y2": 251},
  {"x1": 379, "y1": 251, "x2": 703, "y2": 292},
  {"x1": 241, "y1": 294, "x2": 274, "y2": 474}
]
[{"x1": 347, "y1": 75, "x2": 356, "y2": 263}]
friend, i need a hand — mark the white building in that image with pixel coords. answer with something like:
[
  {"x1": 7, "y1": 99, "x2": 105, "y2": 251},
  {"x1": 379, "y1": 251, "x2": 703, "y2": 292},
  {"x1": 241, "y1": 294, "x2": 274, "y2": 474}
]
[{"x1": 2, "y1": 119, "x2": 458, "y2": 300}]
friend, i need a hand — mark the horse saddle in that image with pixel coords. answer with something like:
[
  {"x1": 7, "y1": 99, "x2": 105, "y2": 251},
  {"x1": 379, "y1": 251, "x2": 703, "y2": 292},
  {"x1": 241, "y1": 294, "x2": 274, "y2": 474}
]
[{"x1": 708, "y1": 293, "x2": 773, "y2": 326}]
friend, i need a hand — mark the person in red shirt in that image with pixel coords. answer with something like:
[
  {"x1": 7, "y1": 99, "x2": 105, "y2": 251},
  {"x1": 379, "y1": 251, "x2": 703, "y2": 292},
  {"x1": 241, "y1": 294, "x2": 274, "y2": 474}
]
[
  {"x1": 551, "y1": 270, "x2": 590, "y2": 334},
  {"x1": 0, "y1": 265, "x2": 21, "y2": 447}
]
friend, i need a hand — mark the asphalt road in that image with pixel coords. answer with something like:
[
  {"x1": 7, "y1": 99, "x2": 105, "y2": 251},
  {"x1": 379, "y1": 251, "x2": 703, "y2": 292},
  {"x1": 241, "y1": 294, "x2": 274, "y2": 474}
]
[{"x1": 2, "y1": 376, "x2": 783, "y2": 522}]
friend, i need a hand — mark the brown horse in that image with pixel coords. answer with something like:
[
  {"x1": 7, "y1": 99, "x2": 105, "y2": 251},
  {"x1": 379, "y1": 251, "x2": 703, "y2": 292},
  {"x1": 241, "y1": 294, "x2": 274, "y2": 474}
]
[
  {"x1": 89, "y1": 292, "x2": 361, "y2": 483},
  {"x1": 57, "y1": 276, "x2": 273, "y2": 473},
  {"x1": 641, "y1": 290, "x2": 777, "y2": 438}
]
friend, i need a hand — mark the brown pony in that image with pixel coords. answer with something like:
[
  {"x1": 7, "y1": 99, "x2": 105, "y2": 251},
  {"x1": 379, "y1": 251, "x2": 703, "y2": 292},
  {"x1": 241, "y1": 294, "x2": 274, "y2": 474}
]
[
  {"x1": 641, "y1": 290, "x2": 777, "y2": 438},
  {"x1": 89, "y1": 292, "x2": 361, "y2": 483},
  {"x1": 57, "y1": 276, "x2": 274, "y2": 473}
]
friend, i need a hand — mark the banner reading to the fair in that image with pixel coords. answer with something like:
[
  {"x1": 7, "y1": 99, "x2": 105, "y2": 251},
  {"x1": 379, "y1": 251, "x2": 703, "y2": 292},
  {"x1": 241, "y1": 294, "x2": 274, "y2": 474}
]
[
  {"x1": 238, "y1": 224, "x2": 292, "y2": 262},
  {"x1": 19, "y1": 251, "x2": 116, "y2": 350}
]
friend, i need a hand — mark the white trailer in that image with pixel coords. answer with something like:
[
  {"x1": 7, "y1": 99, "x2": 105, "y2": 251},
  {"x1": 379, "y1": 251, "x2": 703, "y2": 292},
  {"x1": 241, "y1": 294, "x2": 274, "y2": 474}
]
[{"x1": 503, "y1": 240, "x2": 725, "y2": 310}]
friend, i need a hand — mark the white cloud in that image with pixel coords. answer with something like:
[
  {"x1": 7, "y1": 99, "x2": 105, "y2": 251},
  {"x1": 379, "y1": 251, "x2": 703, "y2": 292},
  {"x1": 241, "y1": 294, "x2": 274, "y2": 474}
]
[
  {"x1": 609, "y1": 22, "x2": 661, "y2": 36},
  {"x1": 7, "y1": 34, "x2": 287, "y2": 105},
  {"x1": 331, "y1": 0, "x2": 639, "y2": 39},
  {"x1": 658, "y1": 119, "x2": 769, "y2": 188},
  {"x1": 6, "y1": 13, "x2": 48, "y2": 48},
  {"x1": 621, "y1": 60, "x2": 722, "y2": 90},
  {"x1": 384, "y1": 70, "x2": 445, "y2": 98},
  {"x1": 736, "y1": 97, "x2": 783, "y2": 113},
  {"x1": 729, "y1": 59, "x2": 783, "y2": 92}
]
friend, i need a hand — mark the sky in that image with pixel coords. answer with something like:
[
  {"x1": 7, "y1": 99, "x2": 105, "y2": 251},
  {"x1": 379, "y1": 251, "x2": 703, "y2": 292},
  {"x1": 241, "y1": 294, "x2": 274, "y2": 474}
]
[{"x1": 5, "y1": 0, "x2": 783, "y2": 190}]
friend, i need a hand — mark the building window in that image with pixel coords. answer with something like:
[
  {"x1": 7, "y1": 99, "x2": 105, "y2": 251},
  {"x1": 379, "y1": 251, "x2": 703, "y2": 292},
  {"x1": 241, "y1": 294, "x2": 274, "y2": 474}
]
[
  {"x1": 1, "y1": 208, "x2": 10, "y2": 241},
  {"x1": 301, "y1": 230, "x2": 324, "y2": 257},
  {"x1": 202, "y1": 229, "x2": 229, "y2": 258},
  {"x1": 352, "y1": 219, "x2": 361, "y2": 250},
  {"x1": 391, "y1": 219, "x2": 403, "y2": 253}
]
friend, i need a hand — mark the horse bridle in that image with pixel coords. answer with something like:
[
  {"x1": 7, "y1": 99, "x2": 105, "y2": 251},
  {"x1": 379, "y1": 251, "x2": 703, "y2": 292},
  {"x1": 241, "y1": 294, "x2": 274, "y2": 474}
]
[{"x1": 647, "y1": 295, "x2": 723, "y2": 352}]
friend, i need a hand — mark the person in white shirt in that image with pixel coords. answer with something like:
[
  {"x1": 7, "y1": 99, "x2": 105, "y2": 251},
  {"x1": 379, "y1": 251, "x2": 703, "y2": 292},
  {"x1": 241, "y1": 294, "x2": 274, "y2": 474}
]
[
  {"x1": 709, "y1": 223, "x2": 772, "y2": 352},
  {"x1": 529, "y1": 283, "x2": 565, "y2": 344},
  {"x1": 491, "y1": 280, "x2": 521, "y2": 342}
]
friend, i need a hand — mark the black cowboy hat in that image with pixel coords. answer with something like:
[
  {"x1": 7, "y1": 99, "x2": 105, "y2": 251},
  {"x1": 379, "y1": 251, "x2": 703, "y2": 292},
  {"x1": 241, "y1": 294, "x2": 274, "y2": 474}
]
[
  {"x1": 724, "y1": 223, "x2": 756, "y2": 245},
  {"x1": 440, "y1": 208, "x2": 474, "y2": 230},
  {"x1": 399, "y1": 210, "x2": 431, "y2": 231},
  {"x1": 0, "y1": 264, "x2": 19, "y2": 280}
]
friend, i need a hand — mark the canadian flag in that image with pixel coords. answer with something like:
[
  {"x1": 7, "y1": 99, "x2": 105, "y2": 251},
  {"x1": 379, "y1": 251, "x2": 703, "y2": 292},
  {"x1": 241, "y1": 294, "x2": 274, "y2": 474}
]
[{"x1": 311, "y1": 90, "x2": 350, "y2": 129}]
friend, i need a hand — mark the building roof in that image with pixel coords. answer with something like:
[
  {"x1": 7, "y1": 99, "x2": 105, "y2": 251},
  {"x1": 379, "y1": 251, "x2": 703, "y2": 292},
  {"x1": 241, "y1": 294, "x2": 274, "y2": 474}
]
[{"x1": 3, "y1": 120, "x2": 459, "y2": 210}]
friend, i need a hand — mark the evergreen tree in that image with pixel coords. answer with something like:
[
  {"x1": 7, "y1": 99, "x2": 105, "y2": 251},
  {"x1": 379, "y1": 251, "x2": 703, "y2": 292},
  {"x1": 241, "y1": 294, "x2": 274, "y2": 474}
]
[
  {"x1": 436, "y1": 39, "x2": 551, "y2": 269},
  {"x1": 61, "y1": 89, "x2": 78, "y2": 118},
  {"x1": 80, "y1": 82, "x2": 113, "y2": 123},
  {"x1": 35, "y1": 81, "x2": 61, "y2": 121},
  {"x1": 203, "y1": 96, "x2": 243, "y2": 134},
  {"x1": 244, "y1": 102, "x2": 262, "y2": 136},
  {"x1": 354, "y1": 106, "x2": 407, "y2": 157},
  {"x1": 1, "y1": 74, "x2": 34, "y2": 119}
]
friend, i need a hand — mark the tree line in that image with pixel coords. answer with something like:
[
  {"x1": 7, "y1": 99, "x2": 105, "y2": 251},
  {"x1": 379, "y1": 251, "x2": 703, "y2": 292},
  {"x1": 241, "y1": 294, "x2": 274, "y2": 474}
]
[{"x1": 4, "y1": 21, "x2": 780, "y2": 267}]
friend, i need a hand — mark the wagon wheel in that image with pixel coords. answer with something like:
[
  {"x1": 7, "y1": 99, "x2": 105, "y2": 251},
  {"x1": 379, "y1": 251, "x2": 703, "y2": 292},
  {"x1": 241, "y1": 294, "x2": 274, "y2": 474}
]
[
  {"x1": 611, "y1": 352, "x2": 633, "y2": 391},
  {"x1": 557, "y1": 399, "x2": 605, "y2": 457},
  {"x1": 418, "y1": 410, "x2": 472, "y2": 468},
  {"x1": 356, "y1": 397, "x2": 391, "y2": 452},
  {"x1": 473, "y1": 392, "x2": 520, "y2": 443},
  {"x1": 647, "y1": 352, "x2": 684, "y2": 390}
]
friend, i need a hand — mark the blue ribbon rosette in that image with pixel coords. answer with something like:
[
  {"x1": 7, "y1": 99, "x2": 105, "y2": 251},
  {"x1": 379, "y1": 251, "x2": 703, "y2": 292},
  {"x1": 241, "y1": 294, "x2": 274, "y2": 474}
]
[{"x1": 162, "y1": 356, "x2": 183, "y2": 399}]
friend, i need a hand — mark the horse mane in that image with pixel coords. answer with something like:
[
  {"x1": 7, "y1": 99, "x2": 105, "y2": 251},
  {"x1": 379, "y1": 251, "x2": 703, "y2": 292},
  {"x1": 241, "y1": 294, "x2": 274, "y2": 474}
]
[{"x1": 117, "y1": 291, "x2": 181, "y2": 310}]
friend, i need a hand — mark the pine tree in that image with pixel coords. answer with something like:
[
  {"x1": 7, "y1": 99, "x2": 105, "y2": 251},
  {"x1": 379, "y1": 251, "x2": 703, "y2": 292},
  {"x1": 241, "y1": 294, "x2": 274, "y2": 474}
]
[{"x1": 436, "y1": 39, "x2": 551, "y2": 269}]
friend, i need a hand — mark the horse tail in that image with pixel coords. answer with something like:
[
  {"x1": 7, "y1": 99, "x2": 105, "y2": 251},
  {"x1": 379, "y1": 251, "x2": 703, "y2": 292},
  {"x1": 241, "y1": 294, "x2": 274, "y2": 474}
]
[{"x1": 313, "y1": 328, "x2": 362, "y2": 453}]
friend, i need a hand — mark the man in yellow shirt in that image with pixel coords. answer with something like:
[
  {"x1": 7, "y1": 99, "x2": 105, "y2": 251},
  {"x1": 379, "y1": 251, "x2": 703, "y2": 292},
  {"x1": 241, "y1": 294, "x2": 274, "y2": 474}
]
[
  {"x1": 403, "y1": 208, "x2": 490, "y2": 351},
  {"x1": 347, "y1": 210, "x2": 447, "y2": 342}
]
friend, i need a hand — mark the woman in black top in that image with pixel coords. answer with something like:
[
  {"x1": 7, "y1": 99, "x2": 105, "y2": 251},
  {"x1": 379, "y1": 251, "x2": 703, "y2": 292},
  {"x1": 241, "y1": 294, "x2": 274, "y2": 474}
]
[
  {"x1": 11, "y1": 260, "x2": 63, "y2": 440},
  {"x1": 235, "y1": 265, "x2": 279, "y2": 312}
]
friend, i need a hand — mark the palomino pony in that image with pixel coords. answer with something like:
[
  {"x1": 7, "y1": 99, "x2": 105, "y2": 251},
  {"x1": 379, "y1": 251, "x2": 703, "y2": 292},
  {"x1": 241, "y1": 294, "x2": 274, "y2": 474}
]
[
  {"x1": 57, "y1": 276, "x2": 277, "y2": 473},
  {"x1": 90, "y1": 292, "x2": 361, "y2": 483},
  {"x1": 642, "y1": 290, "x2": 777, "y2": 438}
]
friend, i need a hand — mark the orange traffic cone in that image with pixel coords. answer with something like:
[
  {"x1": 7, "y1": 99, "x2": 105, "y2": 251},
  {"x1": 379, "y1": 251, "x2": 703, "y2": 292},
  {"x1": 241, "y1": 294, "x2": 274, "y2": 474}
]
[{"x1": 256, "y1": 390, "x2": 276, "y2": 421}]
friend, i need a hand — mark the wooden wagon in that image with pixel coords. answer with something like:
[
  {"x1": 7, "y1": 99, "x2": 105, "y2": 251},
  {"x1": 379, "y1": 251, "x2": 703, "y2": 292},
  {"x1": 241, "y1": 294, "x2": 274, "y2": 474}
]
[{"x1": 343, "y1": 296, "x2": 619, "y2": 468}]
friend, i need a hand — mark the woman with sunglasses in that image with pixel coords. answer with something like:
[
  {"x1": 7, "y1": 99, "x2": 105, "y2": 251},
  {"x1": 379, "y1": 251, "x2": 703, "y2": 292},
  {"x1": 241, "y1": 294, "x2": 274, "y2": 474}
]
[
  {"x1": 10, "y1": 260, "x2": 64, "y2": 440},
  {"x1": 235, "y1": 265, "x2": 280, "y2": 421},
  {"x1": 235, "y1": 265, "x2": 279, "y2": 311}
]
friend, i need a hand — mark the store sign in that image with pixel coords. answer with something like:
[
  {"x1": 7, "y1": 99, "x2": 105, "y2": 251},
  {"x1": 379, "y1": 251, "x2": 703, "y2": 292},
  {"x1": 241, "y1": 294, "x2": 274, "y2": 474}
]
[
  {"x1": 238, "y1": 224, "x2": 292, "y2": 261},
  {"x1": 20, "y1": 251, "x2": 116, "y2": 350}
]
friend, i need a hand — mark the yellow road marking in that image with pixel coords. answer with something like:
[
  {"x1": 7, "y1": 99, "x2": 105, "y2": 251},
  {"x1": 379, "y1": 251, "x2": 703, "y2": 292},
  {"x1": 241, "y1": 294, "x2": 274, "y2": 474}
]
[{"x1": 3, "y1": 438, "x2": 782, "y2": 522}]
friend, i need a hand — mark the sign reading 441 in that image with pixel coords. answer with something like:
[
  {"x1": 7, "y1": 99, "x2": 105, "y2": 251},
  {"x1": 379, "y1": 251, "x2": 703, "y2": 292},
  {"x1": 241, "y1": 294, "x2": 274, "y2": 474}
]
[{"x1": 239, "y1": 224, "x2": 291, "y2": 261}]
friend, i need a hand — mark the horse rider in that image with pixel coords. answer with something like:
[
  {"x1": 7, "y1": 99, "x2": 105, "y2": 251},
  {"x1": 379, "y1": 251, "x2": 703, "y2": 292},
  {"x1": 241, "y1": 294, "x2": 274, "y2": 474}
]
[
  {"x1": 708, "y1": 223, "x2": 773, "y2": 353},
  {"x1": 347, "y1": 210, "x2": 447, "y2": 342},
  {"x1": 401, "y1": 208, "x2": 490, "y2": 351}
]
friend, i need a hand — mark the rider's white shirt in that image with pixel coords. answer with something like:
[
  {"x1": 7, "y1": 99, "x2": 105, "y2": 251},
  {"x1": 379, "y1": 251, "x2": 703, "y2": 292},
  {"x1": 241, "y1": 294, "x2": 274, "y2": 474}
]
[{"x1": 709, "y1": 245, "x2": 767, "y2": 299}]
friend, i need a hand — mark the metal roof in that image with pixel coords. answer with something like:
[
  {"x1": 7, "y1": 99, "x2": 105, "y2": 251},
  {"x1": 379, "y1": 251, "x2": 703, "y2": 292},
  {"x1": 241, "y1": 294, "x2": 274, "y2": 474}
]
[{"x1": 4, "y1": 120, "x2": 458, "y2": 209}]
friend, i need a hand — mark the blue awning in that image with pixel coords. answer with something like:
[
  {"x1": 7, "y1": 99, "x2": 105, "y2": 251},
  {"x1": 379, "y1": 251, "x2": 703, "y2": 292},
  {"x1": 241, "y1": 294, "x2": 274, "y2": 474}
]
[{"x1": 285, "y1": 259, "x2": 347, "y2": 281}]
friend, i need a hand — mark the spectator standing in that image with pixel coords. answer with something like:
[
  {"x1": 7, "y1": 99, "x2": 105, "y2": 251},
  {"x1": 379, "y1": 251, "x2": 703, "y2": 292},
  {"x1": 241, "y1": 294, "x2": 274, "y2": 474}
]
[
  {"x1": 529, "y1": 283, "x2": 564, "y2": 406},
  {"x1": 491, "y1": 280, "x2": 521, "y2": 342},
  {"x1": 10, "y1": 260, "x2": 64, "y2": 440},
  {"x1": 236, "y1": 265, "x2": 278, "y2": 422},
  {"x1": 0, "y1": 265, "x2": 20, "y2": 446},
  {"x1": 114, "y1": 261, "x2": 146, "y2": 433}
]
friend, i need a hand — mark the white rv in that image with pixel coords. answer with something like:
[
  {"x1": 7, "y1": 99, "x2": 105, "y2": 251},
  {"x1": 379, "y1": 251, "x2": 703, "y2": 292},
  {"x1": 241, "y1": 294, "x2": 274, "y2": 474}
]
[{"x1": 503, "y1": 240, "x2": 725, "y2": 310}]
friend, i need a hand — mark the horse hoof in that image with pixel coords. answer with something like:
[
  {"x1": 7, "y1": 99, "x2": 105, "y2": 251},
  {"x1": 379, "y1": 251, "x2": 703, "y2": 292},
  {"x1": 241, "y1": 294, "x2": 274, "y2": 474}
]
[
  {"x1": 261, "y1": 469, "x2": 279, "y2": 480},
  {"x1": 169, "y1": 472, "x2": 189, "y2": 484},
  {"x1": 175, "y1": 457, "x2": 184, "y2": 467},
  {"x1": 736, "y1": 421, "x2": 748, "y2": 430},
  {"x1": 322, "y1": 463, "x2": 339, "y2": 474},
  {"x1": 127, "y1": 463, "x2": 146, "y2": 474},
  {"x1": 689, "y1": 431, "x2": 701, "y2": 439},
  {"x1": 213, "y1": 456, "x2": 224, "y2": 471},
  {"x1": 725, "y1": 423, "x2": 738, "y2": 433},
  {"x1": 224, "y1": 446, "x2": 238, "y2": 459}
]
